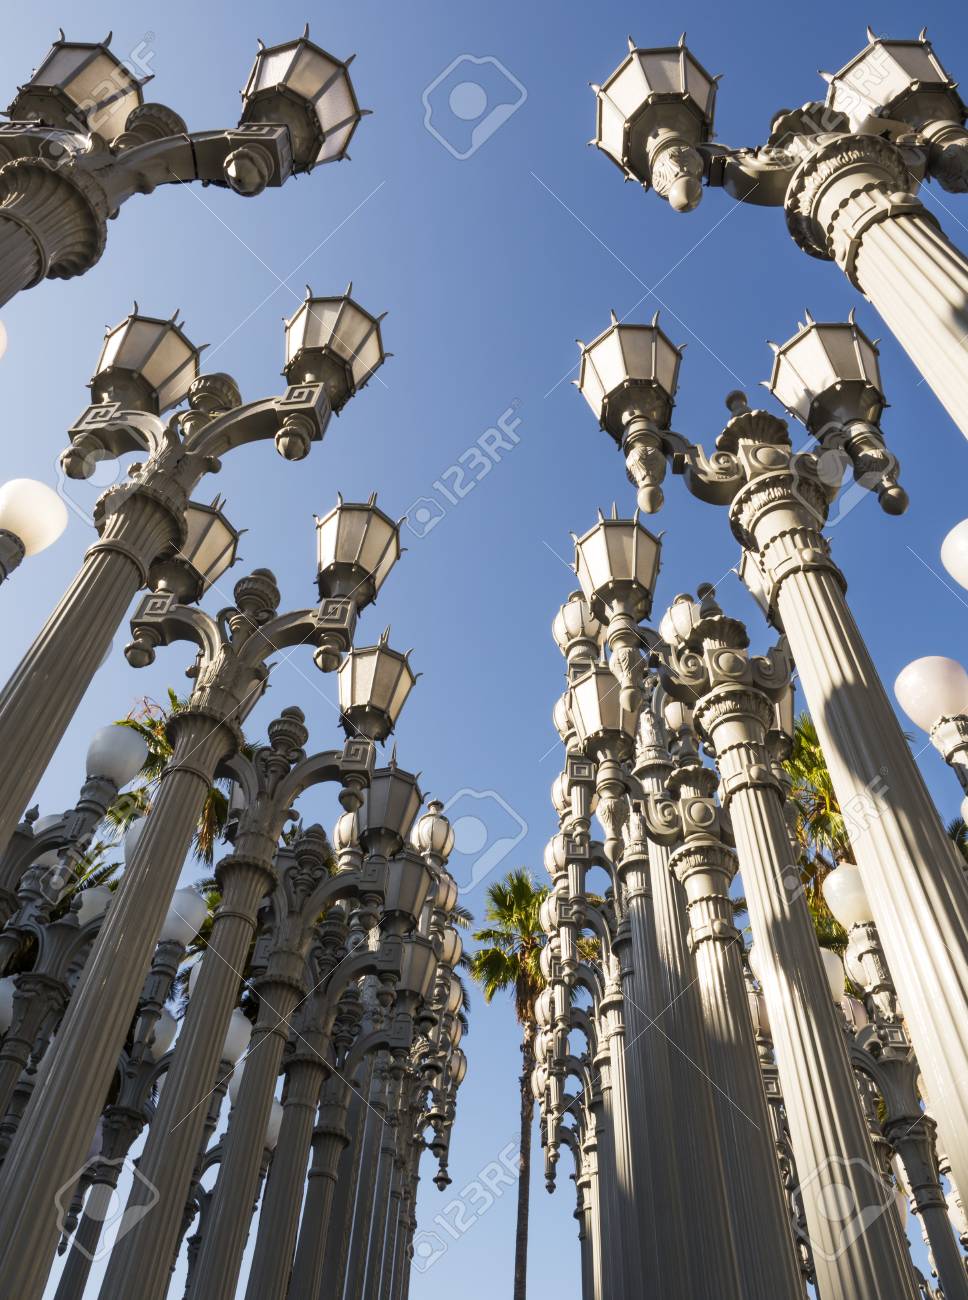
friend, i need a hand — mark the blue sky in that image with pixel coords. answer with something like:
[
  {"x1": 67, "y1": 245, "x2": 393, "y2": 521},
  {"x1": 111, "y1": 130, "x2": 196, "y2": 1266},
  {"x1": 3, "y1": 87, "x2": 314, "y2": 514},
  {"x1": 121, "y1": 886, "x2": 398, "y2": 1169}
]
[{"x1": 4, "y1": 1, "x2": 968, "y2": 1296}]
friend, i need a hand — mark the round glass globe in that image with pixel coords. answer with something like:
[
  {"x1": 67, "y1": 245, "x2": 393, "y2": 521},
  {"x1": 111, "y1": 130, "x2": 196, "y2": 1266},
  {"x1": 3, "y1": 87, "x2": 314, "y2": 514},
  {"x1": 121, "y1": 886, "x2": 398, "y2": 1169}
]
[
  {"x1": 895, "y1": 656, "x2": 968, "y2": 731},
  {"x1": 223, "y1": 1009, "x2": 252, "y2": 1067},
  {"x1": 0, "y1": 478, "x2": 68, "y2": 556},
  {"x1": 160, "y1": 887, "x2": 208, "y2": 946},
  {"x1": 822, "y1": 864, "x2": 873, "y2": 929},
  {"x1": 148, "y1": 1008, "x2": 178, "y2": 1061},
  {"x1": 941, "y1": 519, "x2": 968, "y2": 591},
  {"x1": 819, "y1": 947, "x2": 846, "y2": 1002},
  {"x1": 85, "y1": 724, "x2": 148, "y2": 787}
]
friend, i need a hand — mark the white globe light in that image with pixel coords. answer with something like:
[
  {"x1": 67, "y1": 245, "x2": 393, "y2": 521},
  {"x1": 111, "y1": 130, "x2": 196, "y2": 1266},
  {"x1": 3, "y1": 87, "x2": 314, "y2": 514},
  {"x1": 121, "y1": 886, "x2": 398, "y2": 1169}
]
[
  {"x1": 819, "y1": 947, "x2": 846, "y2": 1002},
  {"x1": 747, "y1": 944, "x2": 763, "y2": 985},
  {"x1": 124, "y1": 817, "x2": 147, "y2": 867},
  {"x1": 75, "y1": 885, "x2": 113, "y2": 927},
  {"x1": 265, "y1": 1098, "x2": 284, "y2": 1150},
  {"x1": 147, "y1": 1008, "x2": 178, "y2": 1062},
  {"x1": 0, "y1": 478, "x2": 68, "y2": 556},
  {"x1": 822, "y1": 864, "x2": 873, "y2": 930},
  {"x1": 85, "y1": 725, "x2": 148, "y2": 787},
  {"x1": 895, "y1": 656, "x2": 968, "y2": 731},
  {"x1": 941, "y1": 518, "x2": 968, "y2": 591},
  {"x1": 160, "y1": 888, "x2": 208, "y2": 946},
  {"x1": 222, "y1": 1010, "x2": 251, "y2": 1067}
]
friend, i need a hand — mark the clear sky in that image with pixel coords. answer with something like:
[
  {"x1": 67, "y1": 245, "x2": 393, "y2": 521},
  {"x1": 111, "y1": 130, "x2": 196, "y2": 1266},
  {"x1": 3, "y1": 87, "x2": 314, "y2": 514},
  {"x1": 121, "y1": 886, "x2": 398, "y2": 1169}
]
[{"x1": 4, "y1": 1, "x2": 968, "y2": 1296}]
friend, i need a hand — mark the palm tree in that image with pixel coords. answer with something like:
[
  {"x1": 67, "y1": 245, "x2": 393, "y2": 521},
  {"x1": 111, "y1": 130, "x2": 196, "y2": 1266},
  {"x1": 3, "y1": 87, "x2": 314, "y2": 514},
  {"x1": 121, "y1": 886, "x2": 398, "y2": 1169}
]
[
  {"x1": 117, "y1": 689, "x2": 231, "y2": 864},
  {"x1": 784, "y1": 711, "x2": 967, "y2": 951},
  {"x1": 469, "y1": 868, "x2": 547, "y2": 1300}
]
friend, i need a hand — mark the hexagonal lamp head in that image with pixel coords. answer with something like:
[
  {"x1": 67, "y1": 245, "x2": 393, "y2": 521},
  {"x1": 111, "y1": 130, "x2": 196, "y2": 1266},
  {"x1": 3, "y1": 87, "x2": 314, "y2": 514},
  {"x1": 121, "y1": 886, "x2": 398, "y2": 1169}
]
[
  {"x1": 577, "y1": 313, "x2": 683, "y2": 439},
  {"x1": 824, "y1": 30, "x2": 966, "y2": 132},
  {"x1": 573, "y1": 508, "x2": 662, "y2": 626},
  {"x1": 240, "y1": 32, "x2": 365, "y2": 171},
  {"x1": 594, "y1": 37, "x2": 716, "y2": 210},
  {"x1": 284, "y1": 285, "x2": 386, "y2": 413},
  {"x1": 766, "y1": 311, "x2": 885, "y2": 434}
]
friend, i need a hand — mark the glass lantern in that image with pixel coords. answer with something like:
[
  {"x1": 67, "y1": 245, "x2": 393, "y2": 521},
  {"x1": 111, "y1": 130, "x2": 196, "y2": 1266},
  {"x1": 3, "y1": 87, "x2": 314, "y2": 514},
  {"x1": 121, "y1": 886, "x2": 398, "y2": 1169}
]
[
  {"x1": 573, "y1": 509, "x2": 662, "y2": 624},
  {"x1": 240, "y1": 34, "x2": 364, "y2": 171},
  {"x1": 90, "y1": 310, "x2": 201, "y2": 414},
  {"x1": 595, "y1": 39, "x2": 717, "y2": 182},
  {"x1": 315, "y1": 493, "x2": 400, "y2": 605},
  {"x1": 767, "y1": 313, "x2": 884, "y2": 432},
  {"x1": 826, "y1": 33, "x2": 966, "y2": 132},
  {"x1": 578, "y1": 315, "x2": 683, "y2": 437},
  {"x1": 283, "y1": 287, "x2": 386, "y2": 411},
  {"x1": 8, "y1": 35, "x2": 146, "y2": 139},
  {"x1": 337, "y1": 631, "x2": 416, "y2": 741}
]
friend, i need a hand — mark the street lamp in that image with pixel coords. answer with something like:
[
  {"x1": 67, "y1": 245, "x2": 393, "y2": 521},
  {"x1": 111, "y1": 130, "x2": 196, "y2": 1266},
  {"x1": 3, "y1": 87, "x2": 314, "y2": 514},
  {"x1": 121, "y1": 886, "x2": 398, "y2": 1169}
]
[
  {"x1": 942, "y1": 519, "x2": 968, "y2": 591},
  {"x1": 575, "y1": 315, "x2": 684, "y2": 512},
  {"x1": 0, "y1": 30, "x2": 368, "y2": 306},
  {"x1": 338, "y1": 631, "x2": 417, "y2": 742},
  {"x1": 592, "y1": 31, "x2": 968, "y2": 440},
  {"x1": 895, "y1": 656, "x2": 968, "y2": 818},
  {"x1": 0, "y1": 479, "x2": 68, "y2": 583},
  {"x1": 0, "y1": 290, "x2": 385, "y2": 863},
  {"x1": 284, "y1": 287, "x2": 386, "y2": 414},
  {"x1": 315, "y1": 493, "x2": 400, "y2": 606},
  {"x1": 765, "y1": 311, "x2": 907, "y2": 514}
]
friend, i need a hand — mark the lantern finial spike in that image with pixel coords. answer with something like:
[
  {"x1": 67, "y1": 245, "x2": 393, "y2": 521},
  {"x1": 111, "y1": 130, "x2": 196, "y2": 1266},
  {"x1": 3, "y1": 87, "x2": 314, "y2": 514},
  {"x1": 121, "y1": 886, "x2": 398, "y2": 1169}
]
[
  {"x1": 651, "y1": 310, "x2": 659, "y2": 327},
  {"x1": 847, "y1": 306, "x2": 857, "y2": 324},
  {"x1": 344, "y1": 281, "x2": 353, "y2": 298},
  {"x1": 627, "y1": 35, "x2": 636, "y2": 52},
  {"x1": 803, "y1": 307, "x2": 815, "y2": 325},
  {"x1": 819, "y1": 70, "x2": 834, "y2": 84},
  {"x1": 57, "y1": 27, "x2": 65, "y2": 42},
  {"x1": 256, "y1": 37, "x2": 266, "y2": 51},
  {"x1": 102, "y1": 31, "x2": 113, "y2": 46},
  {"x1": 866, "y1": 25, "x2": 877, "y2": 43},
  {"x1": 678, "y1": 32, "x2": 687, "y2": 48},
  {"x1": 919, "y1": 27, "x2": 928, "y2": 41},
  {"x1": 302, "y1": 22, "x2": 310, "y2": 39},
  {"x1": 609, "y1": 309, "x2": 619, "y2": 326}
]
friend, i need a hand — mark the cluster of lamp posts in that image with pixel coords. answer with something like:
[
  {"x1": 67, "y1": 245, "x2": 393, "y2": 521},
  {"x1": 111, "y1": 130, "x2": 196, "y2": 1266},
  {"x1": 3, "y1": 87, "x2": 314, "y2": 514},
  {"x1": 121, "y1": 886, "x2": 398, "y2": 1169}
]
[
  {"x1": 0, "y1": 28, "x2": 468, "y2": 1300},
  {"x1": 2, "y1": 20, "x2": 968, "y2": 1300},
  {"x1": 527, "y1": 25, "x2": 968, "y2": 1300}
]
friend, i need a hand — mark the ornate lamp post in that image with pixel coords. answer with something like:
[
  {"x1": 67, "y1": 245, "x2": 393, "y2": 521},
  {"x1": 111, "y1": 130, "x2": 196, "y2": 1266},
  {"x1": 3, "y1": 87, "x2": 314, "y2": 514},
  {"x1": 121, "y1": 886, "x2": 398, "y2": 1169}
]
[
  {"x1": 576, "y1": 309, "x2": 968, "y2": 1211},
  {"x1": 0, "y1": 721, "x2": 147, "y2": 923},
  {"x1": 0, "y1": 547, "x2": 373, "y2": 1298},
  {"x1": 593, "y1": 31, "x2": 968, "y2": 440},
  {"x1": 658, "y1": 584, "x2": 918, "y2": 1299},
  {"x1": 102, "y1": 493, "x2": 402, "y2": 1296},
  {"x1": 638, "y1": 694, "x2": 804, "y2": 1297},
  {"x1": 0, "y1": 288, "x2": 386, "y2": 861},
  {"x1": 822, "y1": 863, "x2": 968, "y2": 1300},
  {"x1": 0, "y1": 30, "x2": 366, "y2": 305},
  {"x1": 0, "y1": 478, "x2": 68, "y2": 584},
  {"x1": 895, "y1": 656, "x2": 968, "y2": 821}
]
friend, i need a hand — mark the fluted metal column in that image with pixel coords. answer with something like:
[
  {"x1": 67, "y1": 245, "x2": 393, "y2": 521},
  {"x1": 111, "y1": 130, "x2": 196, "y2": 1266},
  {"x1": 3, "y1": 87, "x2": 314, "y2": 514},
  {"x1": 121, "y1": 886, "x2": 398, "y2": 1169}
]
[
  {"x1": 316, "y1": 1073, "x2": 370, "y2": 1300},
  {"x1": 246, "y1": 1052, "x2": 327, "y2": 1300},
  {"x1": 361, "y1": 1072, "x2": 401, "y2": 1300},
  {"x1": 53, "y1": 1111, "x2": 143, "y2": 1300},
  {"x1": 288, "y1": 1077, "x2": 350, "y2": 1299},
  {"x1": 186, "y1": 974, "x2": 303, "y2": 1300},
  {"x1": 633, "y1": 723, "x2": 743, "y2": 1300},
  {"x1": 693, "y1": 670, "x2": 918, "y2": 1300},
  {"x1": 590, "y1": 1044, "x2": 626, "y2": 1300},
  {"x1": 0, "y1": 493, "x2": 176, "y2": 854},
  {"x1": 102, "y1": 860, "x2": 270, "y2": 1298},
  {"x1": 342, "y1": 1059, "x2": 390, "y2": 1300},
  {"x1": 889, "y1": 1117, "x2": 968, "y2": 1300},
  {"x1": 0, "y1": 714, "x2": 232, "y2": 1300},
  {"x1": 735, "y1": 471, "x2": 968, "y2": 1203},
  {"x1": 672, "y1": 831, "x2": 803, "y2": 1297},
  {"x1": 379, "y1": 1160, "x2": 404, "y2": 1300}
]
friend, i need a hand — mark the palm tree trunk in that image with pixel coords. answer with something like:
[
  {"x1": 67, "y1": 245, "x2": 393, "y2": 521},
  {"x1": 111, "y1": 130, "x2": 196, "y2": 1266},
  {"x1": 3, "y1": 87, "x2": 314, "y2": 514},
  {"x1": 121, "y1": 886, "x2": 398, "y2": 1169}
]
[{"x1": 514, "y1": 1022, "x2": 535, "y2": 1300}]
